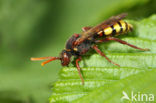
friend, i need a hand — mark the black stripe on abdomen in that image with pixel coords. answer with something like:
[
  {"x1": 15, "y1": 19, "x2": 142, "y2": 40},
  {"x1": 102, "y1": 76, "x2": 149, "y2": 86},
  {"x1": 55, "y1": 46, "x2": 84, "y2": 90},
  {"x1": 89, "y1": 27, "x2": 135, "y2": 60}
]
[
  {"x1": 111, "y1": 25, "x2": 116, "y2": 35},
  {"x1": 125, "y1": 21, "x2": 128, "y2": 31}
]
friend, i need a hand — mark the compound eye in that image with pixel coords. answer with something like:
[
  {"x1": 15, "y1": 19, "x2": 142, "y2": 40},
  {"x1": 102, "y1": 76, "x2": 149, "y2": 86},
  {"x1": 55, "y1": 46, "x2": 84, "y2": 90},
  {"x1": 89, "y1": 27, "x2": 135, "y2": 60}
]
[
  {"x1": 61, "y1": 53, "x2": 70, "y2": 66},
  {"x1": 63, "y1": 53, "x2": 68, "y2": 60}
]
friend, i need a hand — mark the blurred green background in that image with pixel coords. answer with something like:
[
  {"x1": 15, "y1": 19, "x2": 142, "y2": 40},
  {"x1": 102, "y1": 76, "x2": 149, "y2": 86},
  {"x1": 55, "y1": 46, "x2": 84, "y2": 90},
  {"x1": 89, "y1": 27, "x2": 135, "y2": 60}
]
[{"x1": 0, "y1": 0, "x2": 156, "y2": 103}]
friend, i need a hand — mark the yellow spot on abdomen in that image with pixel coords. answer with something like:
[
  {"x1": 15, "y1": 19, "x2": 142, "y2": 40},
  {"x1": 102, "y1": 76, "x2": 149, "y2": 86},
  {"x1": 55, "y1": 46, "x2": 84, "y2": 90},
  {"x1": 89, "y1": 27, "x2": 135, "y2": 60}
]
[
  {"x1": 104, "y1": 27, "x2": 112, "y2": 35},
  {"x1": 119, "y1": 20, "x2": 126, "y2": 32},
  {"x1": 113, "y1": 23, "x2": 121, "y2": 33}
]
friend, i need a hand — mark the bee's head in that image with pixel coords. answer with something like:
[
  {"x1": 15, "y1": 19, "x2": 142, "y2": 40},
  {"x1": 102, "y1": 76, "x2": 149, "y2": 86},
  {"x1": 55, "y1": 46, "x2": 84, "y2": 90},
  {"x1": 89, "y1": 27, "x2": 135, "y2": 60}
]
[
  {"x1": 60, "y1": 50, "x2": 72, "y2": 66},
  {"x1": 30, "y1": 49, "x2": 71, "y2": 66}
]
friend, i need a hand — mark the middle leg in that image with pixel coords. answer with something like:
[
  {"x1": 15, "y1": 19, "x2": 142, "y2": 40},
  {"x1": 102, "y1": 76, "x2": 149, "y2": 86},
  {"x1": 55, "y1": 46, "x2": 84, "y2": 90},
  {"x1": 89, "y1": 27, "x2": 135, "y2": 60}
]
[{"x1": 92, "y1": 45, "x2": 120, "y2": 67}]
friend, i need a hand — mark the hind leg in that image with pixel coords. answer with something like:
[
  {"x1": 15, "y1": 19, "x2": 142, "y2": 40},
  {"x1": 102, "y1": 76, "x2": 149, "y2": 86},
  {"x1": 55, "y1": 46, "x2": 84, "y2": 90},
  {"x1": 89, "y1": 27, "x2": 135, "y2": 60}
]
[{"x1": 95, "y1": 37, "x2": 150, "y2": 51}]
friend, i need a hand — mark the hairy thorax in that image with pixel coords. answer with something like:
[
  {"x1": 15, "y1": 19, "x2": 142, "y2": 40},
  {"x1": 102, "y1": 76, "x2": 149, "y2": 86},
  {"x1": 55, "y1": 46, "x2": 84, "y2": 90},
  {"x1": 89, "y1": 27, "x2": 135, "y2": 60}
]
[{"x1": 65, "y1": 34, "x2": 93, "y2": 56}]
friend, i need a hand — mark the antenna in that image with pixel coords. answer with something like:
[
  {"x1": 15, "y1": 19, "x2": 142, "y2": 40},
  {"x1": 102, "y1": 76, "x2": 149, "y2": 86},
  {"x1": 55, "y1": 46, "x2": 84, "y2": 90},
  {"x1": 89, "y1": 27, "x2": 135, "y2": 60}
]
[{"x1": 31, "y1": 57, "x2": 60, "y2": 66}]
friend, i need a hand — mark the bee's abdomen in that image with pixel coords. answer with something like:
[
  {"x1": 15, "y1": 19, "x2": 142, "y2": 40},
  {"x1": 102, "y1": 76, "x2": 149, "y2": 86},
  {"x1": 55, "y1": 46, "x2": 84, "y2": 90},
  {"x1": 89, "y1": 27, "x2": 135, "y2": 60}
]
[{"x1": 97, "y1": 20, "x2": 133, "y2": 36}]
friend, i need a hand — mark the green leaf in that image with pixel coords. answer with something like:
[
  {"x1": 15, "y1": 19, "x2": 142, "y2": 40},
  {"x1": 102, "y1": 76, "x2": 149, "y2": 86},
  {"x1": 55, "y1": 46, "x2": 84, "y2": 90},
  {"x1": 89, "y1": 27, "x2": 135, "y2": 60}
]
[
  {"x1": 0, "y1": 0, "x2": 155, "y2": 103},
  {"x1": 49, "y1": 14, "x2": 156, "y2": 103},
  {"x1": 73, "y1": 69, "x2": 156, "y2": 103}
]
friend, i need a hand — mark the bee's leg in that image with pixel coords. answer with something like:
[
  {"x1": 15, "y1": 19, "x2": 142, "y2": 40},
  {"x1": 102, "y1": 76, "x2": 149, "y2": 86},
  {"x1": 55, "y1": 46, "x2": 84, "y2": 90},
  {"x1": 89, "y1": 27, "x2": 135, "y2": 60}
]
[
  {"x1": 92, "y1": 45, "x2": 120, "y2": 67},
  {"x1": 95, "y1": 39, "x2": 108, "y2": 43},
  {"x1": 76, "y1": 56, "x2": 84, "y2": 85},
  {"x1": 96, "y1": 37, "x2": 150, "y2": 51},
  {"x1": 82, "y1": 26, "x2": 92, "y2": 32}
]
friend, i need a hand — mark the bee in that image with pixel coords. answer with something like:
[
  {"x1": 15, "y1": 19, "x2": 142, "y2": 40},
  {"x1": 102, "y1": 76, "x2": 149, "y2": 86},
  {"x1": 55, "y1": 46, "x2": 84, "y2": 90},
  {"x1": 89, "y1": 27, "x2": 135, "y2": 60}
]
[{"x1": 31, "y1": 13, "x2": 149, "y2": 85}]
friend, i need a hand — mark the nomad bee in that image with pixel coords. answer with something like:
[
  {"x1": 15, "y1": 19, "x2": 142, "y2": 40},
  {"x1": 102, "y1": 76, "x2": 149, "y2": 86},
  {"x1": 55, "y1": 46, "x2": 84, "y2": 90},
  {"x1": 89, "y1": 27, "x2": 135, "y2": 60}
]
[{"x1": 31, "y1": 13, "x2": 149, "y2": 85}]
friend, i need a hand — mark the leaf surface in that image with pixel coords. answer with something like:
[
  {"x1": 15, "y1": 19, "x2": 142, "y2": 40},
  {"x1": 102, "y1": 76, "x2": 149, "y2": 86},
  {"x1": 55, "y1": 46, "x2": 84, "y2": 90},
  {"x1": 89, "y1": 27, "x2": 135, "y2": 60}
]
[{"x1": 49, "y1": 14, "x2": 156, "y2": 103}]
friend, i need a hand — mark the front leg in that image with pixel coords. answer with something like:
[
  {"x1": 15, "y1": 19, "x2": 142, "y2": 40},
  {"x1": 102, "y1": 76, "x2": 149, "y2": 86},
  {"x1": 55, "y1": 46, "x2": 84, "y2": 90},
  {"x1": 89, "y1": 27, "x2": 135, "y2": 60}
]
[
  {"x1": 92, "y1": 45, "x2": 120, "y2": 67},
  {"x1": 95, "y1": 37, "x2": 150, "y2": 51},
  {"x1": 76, "y1": 56, "x2": 84, "y2": 85}
]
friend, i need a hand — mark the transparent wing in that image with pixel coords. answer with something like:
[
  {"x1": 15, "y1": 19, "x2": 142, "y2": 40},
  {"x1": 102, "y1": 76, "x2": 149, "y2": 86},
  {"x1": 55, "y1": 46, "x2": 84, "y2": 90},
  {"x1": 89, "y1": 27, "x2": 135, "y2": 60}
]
[{"x1": 74, "y1": 13, "x2": 128, "y2": 46}]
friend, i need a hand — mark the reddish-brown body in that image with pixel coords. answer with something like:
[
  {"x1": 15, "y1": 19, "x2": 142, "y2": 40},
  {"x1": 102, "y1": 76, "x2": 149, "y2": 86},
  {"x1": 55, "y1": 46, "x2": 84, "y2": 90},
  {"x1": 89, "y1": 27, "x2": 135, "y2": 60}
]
[{"x1": 31, "y1": 13, "x2": 149, "y2": 85}]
